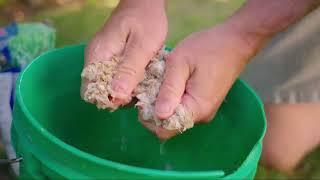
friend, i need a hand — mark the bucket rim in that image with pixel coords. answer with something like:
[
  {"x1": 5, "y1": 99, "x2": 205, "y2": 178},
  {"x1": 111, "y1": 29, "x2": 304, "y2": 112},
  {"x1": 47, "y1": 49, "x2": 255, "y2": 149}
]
[{"x1": 14, "y1": 44, "x2": 266, "y2": 178}]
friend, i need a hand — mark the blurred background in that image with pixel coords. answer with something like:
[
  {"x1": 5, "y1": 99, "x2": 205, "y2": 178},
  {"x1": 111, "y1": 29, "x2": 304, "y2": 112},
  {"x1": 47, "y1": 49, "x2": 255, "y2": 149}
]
[{"x1": 0, "y1": 0, "x2": 320, "y2": 179}]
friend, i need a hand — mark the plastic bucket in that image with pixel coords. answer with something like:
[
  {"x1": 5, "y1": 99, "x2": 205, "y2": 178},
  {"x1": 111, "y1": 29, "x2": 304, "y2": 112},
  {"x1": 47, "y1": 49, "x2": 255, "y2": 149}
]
[{"x1": 11, "y1": 44, "x2": 266, "y2": 179}]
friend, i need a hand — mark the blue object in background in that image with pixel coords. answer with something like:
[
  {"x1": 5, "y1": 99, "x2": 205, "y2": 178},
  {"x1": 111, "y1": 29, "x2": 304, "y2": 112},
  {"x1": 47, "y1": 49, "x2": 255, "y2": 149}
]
[
  {"x1": 1, "y1": 46, "x2": 11, "y2": 62},
  {"x1": 0, "y1": 22, "x2": 19, "y2": 73},
  {"x1": 0, "y1": 22, "x2": 18, "y2": 42},
  {"x1": 0, "y1": 22, "x2": 56, "y2": 177}
]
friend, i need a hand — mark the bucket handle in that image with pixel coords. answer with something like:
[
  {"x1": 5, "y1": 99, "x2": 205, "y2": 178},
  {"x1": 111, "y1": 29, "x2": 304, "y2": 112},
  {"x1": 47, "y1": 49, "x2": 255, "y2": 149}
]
[{"x1": 0, "y1": 157, "x2": 22, "y2": 165}]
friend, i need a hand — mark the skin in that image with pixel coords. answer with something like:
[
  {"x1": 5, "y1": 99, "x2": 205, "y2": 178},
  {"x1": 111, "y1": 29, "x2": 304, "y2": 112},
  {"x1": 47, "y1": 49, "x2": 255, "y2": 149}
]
[
  {"x1": 84, "y1": 0, "x2": 167, "y2": 102},
  {"x1": 262, "y1": 103, "x2": 320, "y2": 174},
  {"x1": 83, "y1": 0, "x2": 320, "y2": 173}
]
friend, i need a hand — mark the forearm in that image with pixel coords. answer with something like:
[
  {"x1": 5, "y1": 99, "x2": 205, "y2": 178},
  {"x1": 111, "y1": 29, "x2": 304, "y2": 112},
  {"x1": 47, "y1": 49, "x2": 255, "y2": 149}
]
[
  {"x1": 119, "y1": 0, "x2": 166, "y2": 10},
  {"x1": 225, "y1": 0, "x2": 320, "y2": 53}
]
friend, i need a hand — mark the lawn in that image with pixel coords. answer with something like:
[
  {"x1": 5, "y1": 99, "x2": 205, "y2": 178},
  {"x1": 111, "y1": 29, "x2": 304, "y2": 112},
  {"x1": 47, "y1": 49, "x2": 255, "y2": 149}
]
[{"x1": 1, "y1": 0, "x2": 320, "y2": 179}]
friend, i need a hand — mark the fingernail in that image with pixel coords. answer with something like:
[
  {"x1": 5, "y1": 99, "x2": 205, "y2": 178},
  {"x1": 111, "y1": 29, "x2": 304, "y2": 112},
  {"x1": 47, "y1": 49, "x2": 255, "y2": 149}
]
[
  {"x1": 156, "y1": 101, "x2": 172, "y2": 117},
  {"x1": 112, "y1": 78, "x2": 129, "y2": 94}
]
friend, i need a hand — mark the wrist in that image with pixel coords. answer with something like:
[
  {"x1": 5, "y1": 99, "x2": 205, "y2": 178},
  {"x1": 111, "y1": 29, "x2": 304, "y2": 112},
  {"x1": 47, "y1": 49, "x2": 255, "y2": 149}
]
[
  {"x1": 222, "y1": 0, "x2": 319, "y2": 56},
  {"x1": 223, "y1": 16, "x2": 270, "y2": 58},
  {"x1": 210, "y1": 19, "x2": 265, "y2": 65}
]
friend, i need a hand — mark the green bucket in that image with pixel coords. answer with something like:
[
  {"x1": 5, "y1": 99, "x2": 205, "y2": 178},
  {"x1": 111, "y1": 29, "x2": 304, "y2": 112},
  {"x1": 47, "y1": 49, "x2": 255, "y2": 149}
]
[{"x1": 11, "y1": 44, "x2": 266, "y2": 179}]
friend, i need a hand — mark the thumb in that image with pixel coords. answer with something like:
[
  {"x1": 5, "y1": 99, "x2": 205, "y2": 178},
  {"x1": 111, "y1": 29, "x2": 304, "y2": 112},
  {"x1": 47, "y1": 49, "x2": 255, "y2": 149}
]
[
  {"x1": 111, "y1": 33, "x2": 160, "y2": 99},
  {"x1": 155, "y1": 54, "x2": 190, "y2": 119}
]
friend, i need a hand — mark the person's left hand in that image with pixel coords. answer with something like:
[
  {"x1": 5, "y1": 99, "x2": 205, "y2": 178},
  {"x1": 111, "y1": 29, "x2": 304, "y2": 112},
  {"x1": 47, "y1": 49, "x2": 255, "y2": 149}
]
[
  {"x1": 82, "y1": 0, "x2": 167, "y2": 106},
  {"x1": 140, "y1": 22, "x2": 260, "y2": 140}
]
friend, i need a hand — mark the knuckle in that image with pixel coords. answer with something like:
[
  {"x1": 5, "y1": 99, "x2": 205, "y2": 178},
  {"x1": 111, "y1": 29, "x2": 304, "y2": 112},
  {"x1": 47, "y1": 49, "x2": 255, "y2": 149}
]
[
  {"x1": 165, "y1": 53, "x2": 190, "y2": 71},
  {"x1": 194, "y1": 99, "x2": 214, "y2": 122},
  {"x1": 115, "y1": 14, "x2": 137, "y2": 29},
  {"x1": 166, "y1": 49, "x2": 191, "y2": 63},
  {"x1": 160, "y1": 81, "x2": 180, "y2": 99},
  {"x1": 126, "y1": 36, "x2": 143, "y2": 51},
  {"x1": 130, "y1": 37, "x2": 158, "y2": 54},
  {"x1": 200, "y1": 100, "x2": 219, "y2": 122},
  {"x1": 126, "y1": 38, "x2": 155, "y2": 58},
  {"x1": 117, "y1": 64, "x2": 138, "y2": 77},
  {"x1": 124, "y1": 16, "x2": 140, "y2": 28},
  {"x1": 165, "y1": 53, "x2": 179, "y2": 64},
  {"x1": 202, "y1": 111, "x2": 216, "y2": 123}
]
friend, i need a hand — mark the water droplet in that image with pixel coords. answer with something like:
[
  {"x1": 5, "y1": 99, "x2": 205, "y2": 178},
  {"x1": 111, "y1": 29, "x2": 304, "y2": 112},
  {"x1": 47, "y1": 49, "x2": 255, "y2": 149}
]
[
  {"x1": 27, "y1": 135, "x2": 33, "y2": 143},
  {"x1": 120, "y1": 136, "x2": 127, "y2": 152},
  {"x1": 159, "y1": 141, "x2": 167, "y2": 155},
  {"x1": 165, "y1": 163, "x2": 173, "y2": 171}
]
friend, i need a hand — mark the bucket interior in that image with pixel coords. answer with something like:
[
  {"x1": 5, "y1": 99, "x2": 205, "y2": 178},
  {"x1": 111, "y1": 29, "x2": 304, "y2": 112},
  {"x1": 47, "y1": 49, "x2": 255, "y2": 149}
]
[{"x1": 18, "y1": 45, "x2": 265, "y2": 174}]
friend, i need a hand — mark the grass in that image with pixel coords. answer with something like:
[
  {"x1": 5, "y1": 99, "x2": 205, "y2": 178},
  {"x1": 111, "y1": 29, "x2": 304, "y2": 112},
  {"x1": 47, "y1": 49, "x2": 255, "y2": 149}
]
[
  {"x1": 28, "y1": 0, "x2": 245, "y2": 47},
  {"x1": 1, "y1": 0, "x2": 320, "y2": 179}
]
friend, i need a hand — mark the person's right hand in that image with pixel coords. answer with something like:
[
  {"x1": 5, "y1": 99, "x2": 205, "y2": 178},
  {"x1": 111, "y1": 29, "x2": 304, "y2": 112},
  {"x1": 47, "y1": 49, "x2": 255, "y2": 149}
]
[{"x1": 82, "y1": 0, "x2": 167, "y2": 105}]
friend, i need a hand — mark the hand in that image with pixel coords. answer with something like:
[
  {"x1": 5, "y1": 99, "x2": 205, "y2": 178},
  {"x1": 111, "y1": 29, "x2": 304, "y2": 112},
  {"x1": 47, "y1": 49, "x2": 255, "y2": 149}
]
[
  {"x1": 82, "y1": 0, "x2": 167, "y2": 105},
  {"x1": 141, "y1": 21, "x2": 259, "y2": 140}
]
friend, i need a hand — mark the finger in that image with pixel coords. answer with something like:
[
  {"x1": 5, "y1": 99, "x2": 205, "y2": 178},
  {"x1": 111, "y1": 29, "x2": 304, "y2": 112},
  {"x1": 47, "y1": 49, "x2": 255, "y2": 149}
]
[
  {"x1": 155, "y1": 53, "x2": 190, "y2": 119},
  {"x1": 182, "y1": 68, "x2": 229, "y2": 123},
  {"x1": 80, "y1": 79, "x2": 89, "y2": 99},
  {"x1": 138, "y1": 114, "x2": 178, "y2": 140},
  {"x1": 140, "y1": 120, "x2": 178, "y2": 140},
  {"x1": 155, "y1": 127, "x2": 178, "y2": 140},
  {"x1": 81, "y1": 22, "x2": 129, "y2": 98},
  {"x1": 111, "y1": 32, "x2": 160, "y2": 98},
  {"x1": 81, "y1": 31, "x2": 124, "y2": 98},
  {"x1": 84, "y1": 27, "x2": 127, "y2": 66},
  {"x1": 180, "y1": 93, "x2": 203, "y2": 124}
]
